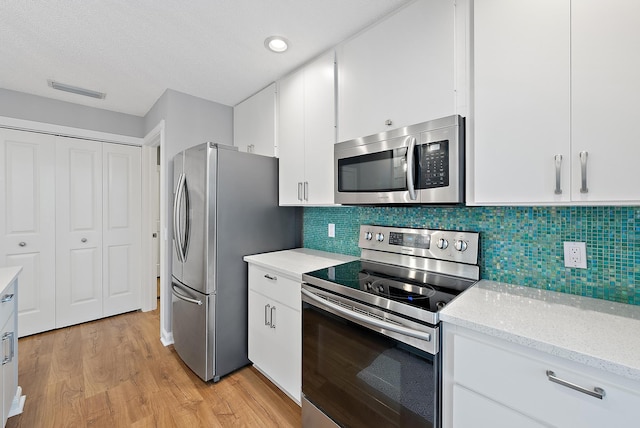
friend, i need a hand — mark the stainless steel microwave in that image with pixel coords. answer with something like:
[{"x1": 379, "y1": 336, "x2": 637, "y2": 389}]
[{"x1": 334, "y1": 115, "x2": 465, "y2": 204}]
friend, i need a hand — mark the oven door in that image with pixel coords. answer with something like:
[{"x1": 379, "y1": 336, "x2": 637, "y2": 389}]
[{"x1": 301, "y1": 287, "x2": 440, "y2": 428}]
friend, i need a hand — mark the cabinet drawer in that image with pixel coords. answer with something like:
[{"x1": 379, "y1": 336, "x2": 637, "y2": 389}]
[
  {"x1": 248, "y1": 265, "x2": 300, "y2": 310},
  {"x1": 454, "y1": 334, "x2": 640, "y2": 427},
  {"x1": 0, "y1": 282, "x2": 16, "y2": 331}
]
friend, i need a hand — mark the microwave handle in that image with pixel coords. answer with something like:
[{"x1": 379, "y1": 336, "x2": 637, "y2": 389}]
[{"x1": 405, "y1": 136, "x2": 417, "y2": 200}]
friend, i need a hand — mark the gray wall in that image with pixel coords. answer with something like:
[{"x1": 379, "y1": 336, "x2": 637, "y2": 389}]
[
  {"x1": 0, "y1": 88, "x2": 145, "y2": 137},
  {"x1": 145, "y1": 89, "x2": 233, "y2": 336}
]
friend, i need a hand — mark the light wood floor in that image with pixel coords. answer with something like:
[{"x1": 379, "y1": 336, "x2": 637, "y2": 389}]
[{"x1": 7, "y1": 307, "x2": 301, "y2": 427}]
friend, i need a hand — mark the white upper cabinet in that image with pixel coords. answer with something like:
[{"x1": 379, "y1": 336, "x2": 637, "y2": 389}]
[
  {"x1": 233, "y1": 83, "x2": 276, "y2": 156},
  {"x1": 471, "y1": 0, "x2": 640, "y2": 205},
  {"x1": 337, "y1": 0, "x2": 456, "y2": 143},
  {"x1": 570, "y1": 0, "x2": 640, "y2": 203},
  {"x1": 278, "y1": 50, "x2": 336, "y2": 206},
  {"x1": 471, "y1": 0, "x2": 571, "y2": 205}
]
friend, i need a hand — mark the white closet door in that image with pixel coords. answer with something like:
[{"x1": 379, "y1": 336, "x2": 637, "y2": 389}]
[
  {"x1": 102, "y1": 143, "x2": 141, "y2": 316},
  {"x1": 0, "y1": 128, "x2": 56, "y2": 337},
  {"x1": 55, "y1": 137, "x2": 103, "y2": 328}
]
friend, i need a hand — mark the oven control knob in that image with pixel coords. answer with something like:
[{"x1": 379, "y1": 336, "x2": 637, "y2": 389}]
[
  {"x1": 454, "y1": 240, "x2": 468, "y2": 252},
  {"x1": 437, "y1": 238, "x2": 449, "y2": 250},
  {"x1": 364, "y1": 231, "x2": 373, "y2": 241},
  {"x1": 375, "y1": 233, "x2": 384, "y2": 242}
]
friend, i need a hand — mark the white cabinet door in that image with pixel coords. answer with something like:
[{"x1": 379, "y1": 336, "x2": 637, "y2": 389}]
[
  {"x1": 278, "y1": 51, "x2": 336, "y2": 206},
  {"x1": 269, "y1": 303, "x2": 300, "y2": 402},
  {"x1": 0, "y1": 129, "x2": 56, "y2": 337},
  {"x1": 55, "y1": 137, "x2": 103, "y2": 328},
  {"x1": 102, "y1": 143, "x2": 141, "y2": 317},
  {"x1": 337, "y1": 0, "x2": 456, "y2": 142},
  {"x1": 278, "y1": 65, "x2": 307, "y2": 205},
  {"x1": 471, "y1": 0, "x2": 571, "y2": 204},
  {"x1": 248, "y1": 289, "x2": 272, "y2": 373},
  {"x1": 571, "y1": 0, "x2": 640, "y2": 202},
  {"x1": 1, "y1": 303, "x2": 17, "y2": 427},
  {"x1": 234, "y1": 83, "x2": 277, "y2": 156},
  {"x1": 304, "y1": 51, "x2": 336, "y2": 205}
]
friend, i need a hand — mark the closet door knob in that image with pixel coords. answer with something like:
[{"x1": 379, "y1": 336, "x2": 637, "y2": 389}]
[{"x1": 81, "y1": 238, "x2": 87, "y2": 243}]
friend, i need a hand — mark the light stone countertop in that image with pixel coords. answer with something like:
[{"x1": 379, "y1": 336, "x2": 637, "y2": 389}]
[
  {"x1": 0, "y1": 266, "x2": 22, "y2": 291},
  {"x1": 440, "y1": 279, "x2": 640, "y2": 381},
  {"x1": 243, "y1": 248, "x2": 357, "y2": 280}
]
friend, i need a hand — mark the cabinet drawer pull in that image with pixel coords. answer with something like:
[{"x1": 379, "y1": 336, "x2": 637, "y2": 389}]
[
  {"x1": 18, "y1": 242, "x2": 26, "y2": 247},
  {"x1": 2, "y1": 332, "x2": 14, "y2": 365},
  {"x1": 264, "y1": 274, "x2": 277, "y2": 281},
  {"x1": 1, "y1": 294, "x2": 14, "y2": 303},
  {"x1": 546, "y1": 370, "x2": 605, "y2": 399},
  {"x1": 579, "y1": 151, "x2": 589, "y2": 194},
  {"x1": 554, "y1": 154, "x2": 563, "y2": 195}
]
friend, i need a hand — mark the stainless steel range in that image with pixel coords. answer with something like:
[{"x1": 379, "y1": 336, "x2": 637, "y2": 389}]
[{"x1": 301, "y1": 225, "x2": 480, "y2": 428}]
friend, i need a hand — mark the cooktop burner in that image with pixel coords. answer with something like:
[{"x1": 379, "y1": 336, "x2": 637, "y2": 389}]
[{"x1": 305, "y1": 259, "x2": 466, "y2": 314}]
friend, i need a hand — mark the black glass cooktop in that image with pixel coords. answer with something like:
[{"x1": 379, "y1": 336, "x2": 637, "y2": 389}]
[{"x1": 304, "y1": 260, "x2": 475, "y2": 314}]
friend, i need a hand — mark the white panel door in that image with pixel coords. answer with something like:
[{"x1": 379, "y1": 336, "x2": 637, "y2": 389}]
[
  {"x1": 571, "y1": 0, "x2": 640, "y2": 202},
  {"x1": 55, "y1": 137, "x2": 103, "y2": 328},
  {"x1": 102, "y1": 143, "x2": 141, "y2": 317},
  {"x1": 0, "y1": 128, "x2": 56, "y2": 337}
]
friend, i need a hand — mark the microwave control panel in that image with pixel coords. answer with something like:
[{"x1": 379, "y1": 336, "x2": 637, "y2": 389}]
[{"x1": 417, "y1": 139, "x2": 449, "y2": 189}]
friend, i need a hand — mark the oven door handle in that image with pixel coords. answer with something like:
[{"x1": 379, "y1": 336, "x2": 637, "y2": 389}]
[{"x1": 301, "y1": 288, "x2": 431, "y2": 342}]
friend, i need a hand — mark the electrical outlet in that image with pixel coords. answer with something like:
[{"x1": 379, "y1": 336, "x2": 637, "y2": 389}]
[
  {"x1": 328, "y1": 223, "x2": 335, "y2": 238},
  {"x1": 563, "y1": 242, "x2": 587, "y2": 269}
]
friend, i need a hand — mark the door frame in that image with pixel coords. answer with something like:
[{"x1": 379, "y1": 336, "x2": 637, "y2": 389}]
[{"x1": 141, "y1": 121, "x2": 165, "y2": 313}]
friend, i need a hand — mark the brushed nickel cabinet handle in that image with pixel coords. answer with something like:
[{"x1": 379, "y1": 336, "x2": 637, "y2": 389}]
[
  {"x1": 270, "y1": 306, "x2": 276, "y2": 329},
  {"x1": 546, "y1": 370, "x2": 605, "y2": 399},
  {"x1": 18, "y1": 242, "x2": 26, "y2": 247},
  {"x1": 264, "y1": 274, "x2": 277, "y2": 281},
  {"x1": 554, "y1": 154, "x2": 563, "y2": 195},
  {"x1": 1, "y1": 294, "x2": 14, "y2": 303},
  {"x1": 579, "y1": 151, "x2": 589, "y2": 194},
  {"x1": 264, "y1": 304, "x2": 270, "y2": 326}
]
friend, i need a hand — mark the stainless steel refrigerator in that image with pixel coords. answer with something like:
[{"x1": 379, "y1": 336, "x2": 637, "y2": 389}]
[{"x1": 171, "y1": 142, "x2": 298, "y2": 382}]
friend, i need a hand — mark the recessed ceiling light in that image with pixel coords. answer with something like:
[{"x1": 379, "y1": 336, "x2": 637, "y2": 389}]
[
  {"x1": 48, "y1": 80, "x2": 106, "y2": 99},
  {"x1": 264, "y1": 36, "x2": 289, "y2": 53}
]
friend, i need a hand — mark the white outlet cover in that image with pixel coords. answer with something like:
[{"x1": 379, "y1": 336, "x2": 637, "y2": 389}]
[
  {"x1": 328, "y1": 223, "x2": 335, "y2": 238},
  {"x1": 563, "y1": 242, "x2": 587, "y2": 269}
]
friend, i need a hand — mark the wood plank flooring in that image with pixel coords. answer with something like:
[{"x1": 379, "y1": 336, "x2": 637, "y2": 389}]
[{"x1": 7, "y1": 308, "x2": 301, "y2": 428}]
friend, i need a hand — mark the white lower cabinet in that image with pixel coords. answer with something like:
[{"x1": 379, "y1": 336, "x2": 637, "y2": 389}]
[
  {"x1": 0, "y1": 270, "x2": 25, "y2": 427},
  {"x1": 443, "y1": 324, "x2": 640, "y2": 428},
  {"x1": 247, "y1": 265, "x2": 301, "y2": 403}
]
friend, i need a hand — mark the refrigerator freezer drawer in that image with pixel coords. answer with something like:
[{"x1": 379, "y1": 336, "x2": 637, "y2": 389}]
[{"x1": 171, "y1": 280, "x2": 215, "y2": 381}]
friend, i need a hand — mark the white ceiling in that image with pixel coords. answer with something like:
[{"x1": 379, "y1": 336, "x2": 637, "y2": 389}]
[{"x1": 0, "y1": 0, "x2": 412, "y2": 117}]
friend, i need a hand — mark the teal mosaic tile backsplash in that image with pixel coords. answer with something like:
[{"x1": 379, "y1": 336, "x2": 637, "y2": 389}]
[{"x1": 303, "y1": 206, "x2": 640, "y2": 306}]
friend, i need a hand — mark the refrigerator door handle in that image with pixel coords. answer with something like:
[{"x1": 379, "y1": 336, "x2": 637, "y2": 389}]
[
  {"x1": 173, "y1": 173, "x2": 185, "y2": 263},
  {"x1": 174, "y1": 173, "x2": 190, "y2": 263},
  {"x1": 180, "y1": 174, "x2": 190, "y2": 261},
  {"x1": 171, "y1": 283, "x2": 203, "y2": 305}
]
